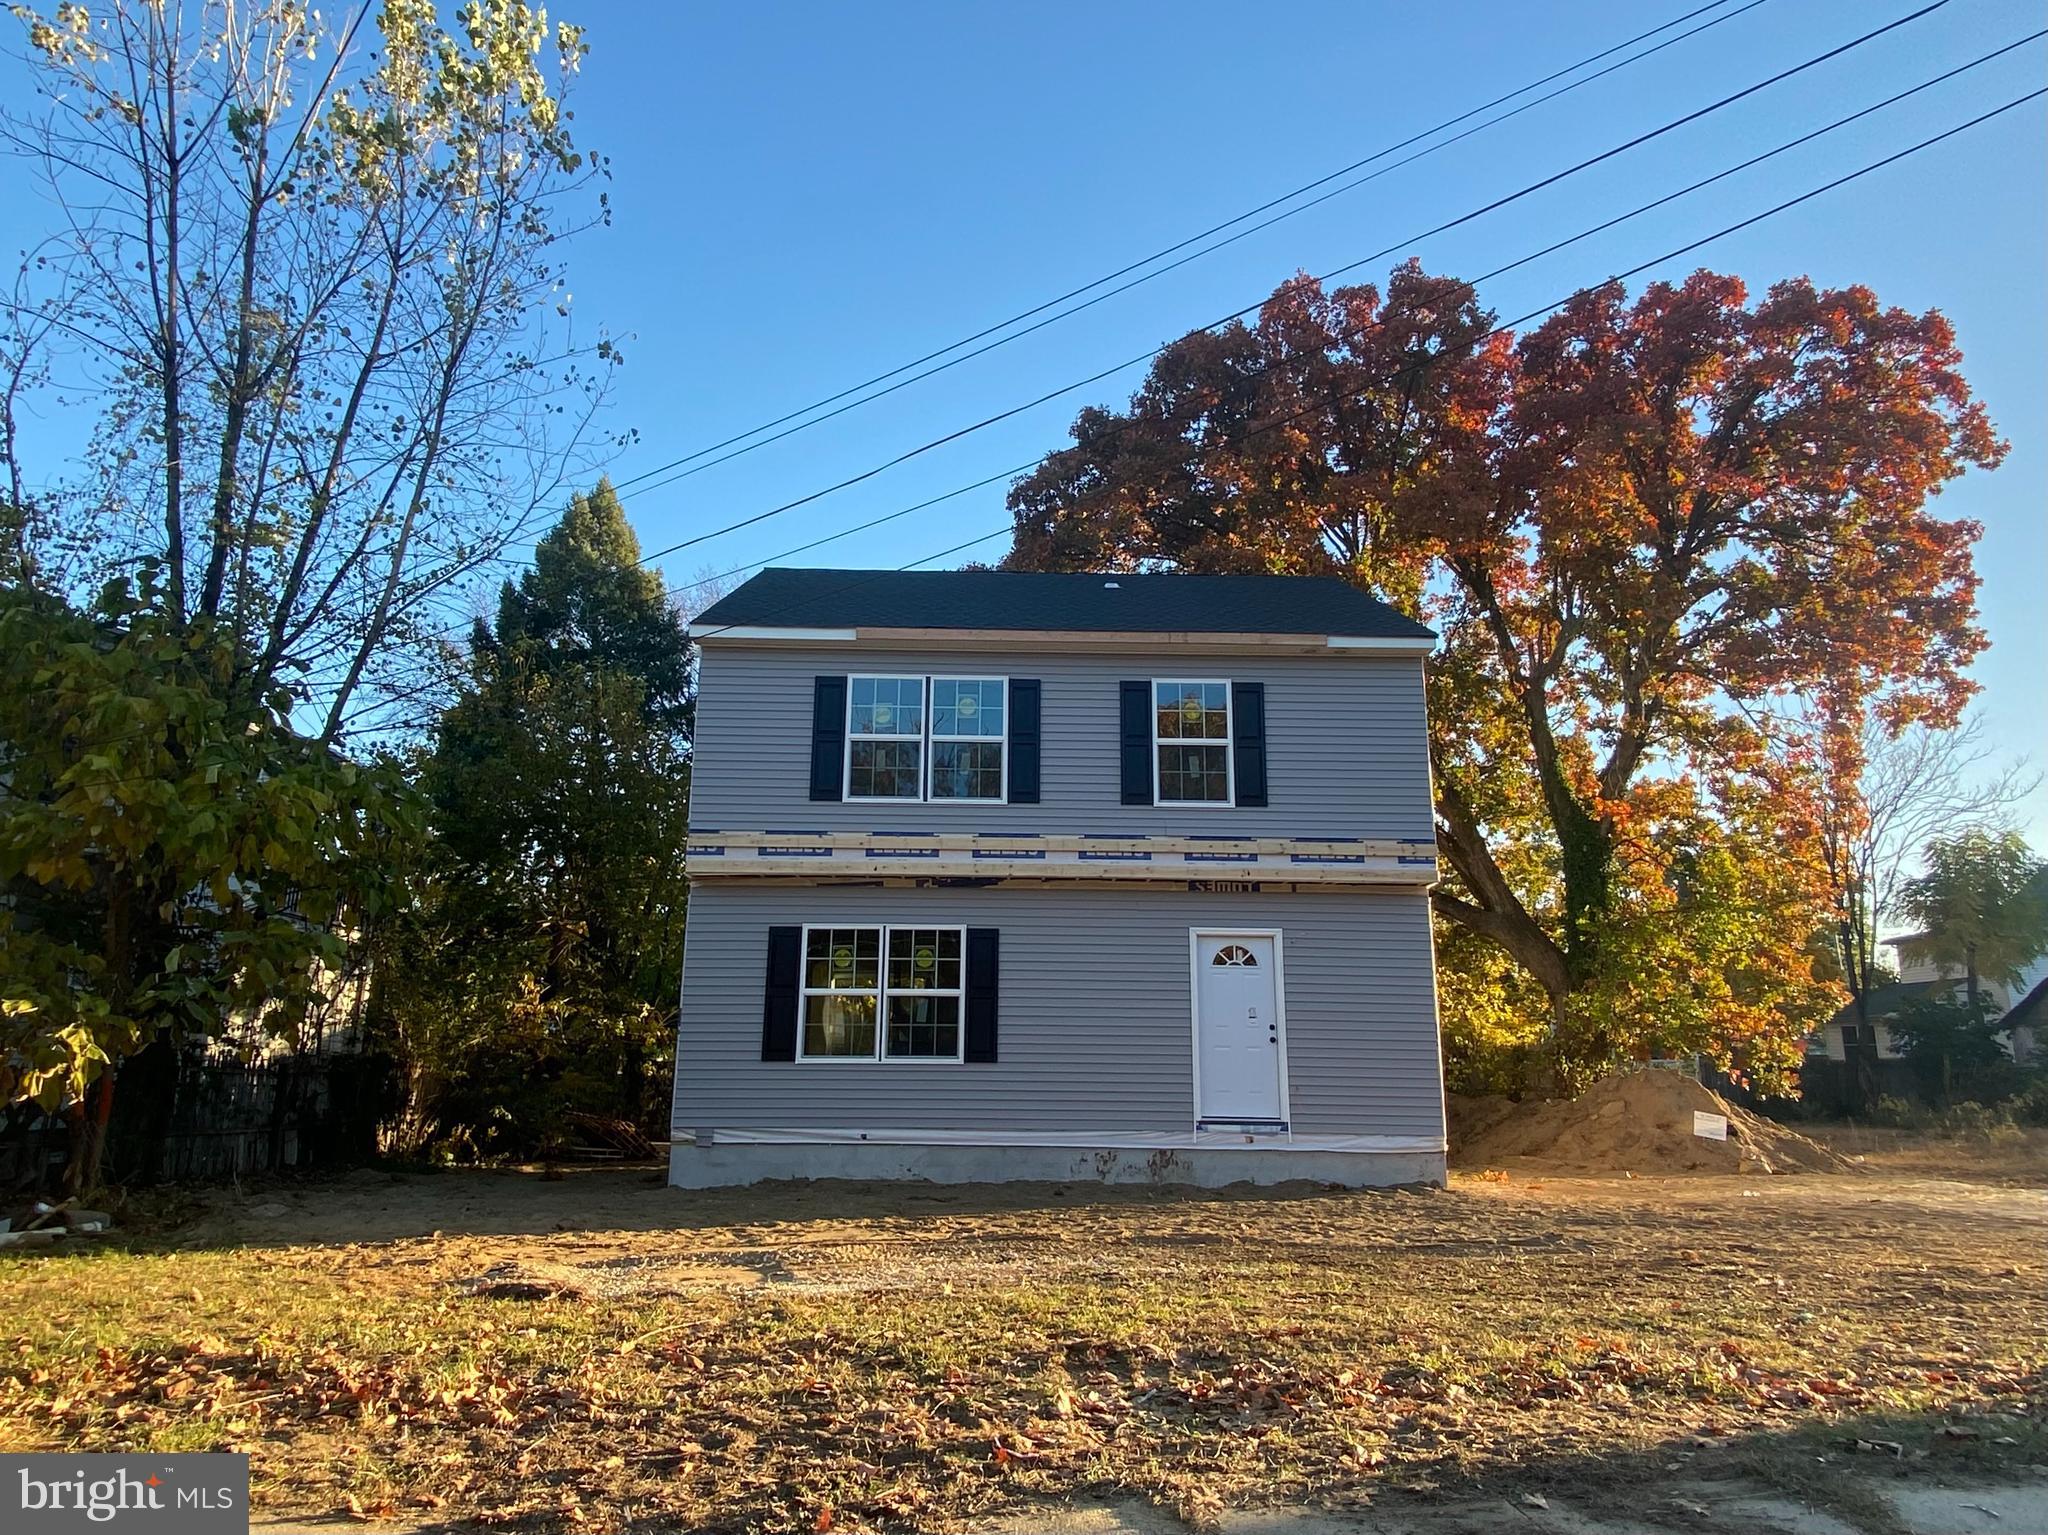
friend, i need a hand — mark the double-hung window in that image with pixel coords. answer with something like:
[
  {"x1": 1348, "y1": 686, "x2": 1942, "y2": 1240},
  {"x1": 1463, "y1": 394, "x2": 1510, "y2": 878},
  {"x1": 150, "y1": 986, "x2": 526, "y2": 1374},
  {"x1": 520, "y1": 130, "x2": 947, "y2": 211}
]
[
  {"x1": 799, "y1": 925, "x2": 965, "y2": 1061},
  {"x1": 1154, "y1": 679, "x2": 1232, "y2": 804},
  {"x1": 929, "y1": 677, "x2": 1006, "y2": 801},
  {"x1": 846, "y1": 676, "x2": 925, "y2": 799},
  {"x1": 846, "y1": 674, "x2": 1007, "y2": 802}
]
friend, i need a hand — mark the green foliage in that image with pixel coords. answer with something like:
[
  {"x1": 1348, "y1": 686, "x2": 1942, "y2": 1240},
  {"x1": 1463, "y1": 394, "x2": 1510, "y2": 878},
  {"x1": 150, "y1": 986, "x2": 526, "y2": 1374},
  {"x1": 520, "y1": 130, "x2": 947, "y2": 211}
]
[
  {"x1": 1896, "y1": 831, "x2": 2048, "y2": 994},
  {"x1": 373, "y1": 482, "x2": 691, "y2": 1154},
  {"x1": 1434, "y1": 920, "x2": 1548, "y2": 1094},
  {"x1": 1888, "y1": 992, "x2": 2011, "y2": 1075},
  {"x1": 0, "y1": 575, "x2": 416, "y2": 1108}
]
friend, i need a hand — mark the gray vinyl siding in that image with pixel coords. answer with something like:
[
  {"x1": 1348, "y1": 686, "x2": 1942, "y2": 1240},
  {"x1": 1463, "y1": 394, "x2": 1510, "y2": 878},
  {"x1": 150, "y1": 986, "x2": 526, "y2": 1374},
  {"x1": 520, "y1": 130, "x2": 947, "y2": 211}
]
[
  {"x1": 690, "y1": 646, "x2": 1433, "y2": 840},
  {"x1": 672, "y1": 883, "x2": 1445, "y2": 1143}
]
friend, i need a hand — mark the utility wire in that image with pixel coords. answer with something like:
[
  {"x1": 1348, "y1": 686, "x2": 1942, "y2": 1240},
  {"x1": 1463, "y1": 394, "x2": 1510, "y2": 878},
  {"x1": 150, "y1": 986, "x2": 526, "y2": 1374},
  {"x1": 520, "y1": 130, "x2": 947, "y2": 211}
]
[
  {"x1": 581, "y1": 0, "x2": 1954, "y2": 574},
  {"x1": 682, "y1": 28, "x2": 2046, "y2": 597},
  {"x1": 314, "y1": 32, "x2": 2039, "y2": 700},
  {"x1": 371, "y1": 0, "x2": 1770, "y2": 599},
  {"x1": 30, "y1": 65, "x2": 2043, "y2": 759},
  {"x1": 601, "y1": 0, "x2": 1773, "y2": 498},
  {"x1": 668, "y1": 83, "x2": 2046, "y2": 651}
]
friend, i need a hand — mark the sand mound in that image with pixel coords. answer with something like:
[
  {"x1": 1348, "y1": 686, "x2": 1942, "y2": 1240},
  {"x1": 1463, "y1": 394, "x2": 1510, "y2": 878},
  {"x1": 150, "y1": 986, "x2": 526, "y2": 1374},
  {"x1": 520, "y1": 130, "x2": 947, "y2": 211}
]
[{"x1": 1451, "y1": 1069, "x2": 1852, "y2": 1177}]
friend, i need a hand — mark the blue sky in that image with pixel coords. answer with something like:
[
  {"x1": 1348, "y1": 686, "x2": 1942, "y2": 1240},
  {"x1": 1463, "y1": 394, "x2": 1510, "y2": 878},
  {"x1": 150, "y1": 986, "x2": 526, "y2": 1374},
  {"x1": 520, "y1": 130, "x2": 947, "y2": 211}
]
[{"x1": 4, "y1": 0, "x2": 2044, "y2": 842}]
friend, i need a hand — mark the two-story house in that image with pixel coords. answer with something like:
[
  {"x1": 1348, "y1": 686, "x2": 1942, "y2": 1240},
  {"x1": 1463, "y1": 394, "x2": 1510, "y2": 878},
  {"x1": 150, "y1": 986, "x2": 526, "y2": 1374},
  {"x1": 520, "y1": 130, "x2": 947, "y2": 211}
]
[{"x1": 668, "y1": 568, "x2": 1448, "y2": 1189}]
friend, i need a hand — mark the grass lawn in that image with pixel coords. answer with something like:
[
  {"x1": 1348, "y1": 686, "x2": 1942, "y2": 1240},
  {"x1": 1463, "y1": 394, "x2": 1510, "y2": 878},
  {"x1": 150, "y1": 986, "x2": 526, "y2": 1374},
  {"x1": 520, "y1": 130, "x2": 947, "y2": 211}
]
[{"x1": 1, "y1": 1153, "x2": 2042, "y2": 1533}]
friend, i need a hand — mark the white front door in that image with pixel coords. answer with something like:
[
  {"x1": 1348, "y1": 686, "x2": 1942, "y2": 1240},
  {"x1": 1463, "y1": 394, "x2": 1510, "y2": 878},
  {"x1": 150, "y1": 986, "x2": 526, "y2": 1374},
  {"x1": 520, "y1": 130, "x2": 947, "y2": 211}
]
[{"x1": 1194, "y1": 933, "x2": 1284, "y2": 1123}]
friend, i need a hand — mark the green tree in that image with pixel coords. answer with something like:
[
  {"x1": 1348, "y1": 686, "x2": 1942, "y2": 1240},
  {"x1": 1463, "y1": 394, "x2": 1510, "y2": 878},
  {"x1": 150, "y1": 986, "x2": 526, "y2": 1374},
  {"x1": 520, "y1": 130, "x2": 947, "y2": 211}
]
[
  {"x1": 378, "y1": 482, "x2": 692, "y2": 1154},
  {"x1": 0, "y1": 575, "x2": 415, "y2": 1186},
  {"x1": 1896, "y1": 831, "x2": 2048, "y2": 1033},
  {"x1": 0, "y1": 0, "x2": 615, "y2": 738},
  {"x1": 1886, "y1": 992, "x2": 2009, "y2": 1106}
]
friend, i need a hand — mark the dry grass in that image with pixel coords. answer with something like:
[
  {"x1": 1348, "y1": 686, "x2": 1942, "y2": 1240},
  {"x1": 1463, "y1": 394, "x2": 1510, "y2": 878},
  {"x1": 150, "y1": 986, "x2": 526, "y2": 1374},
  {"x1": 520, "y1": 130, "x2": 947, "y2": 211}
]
[{"x1": 0, "y1": 1163, "x2": 2042, "y2": 1533}]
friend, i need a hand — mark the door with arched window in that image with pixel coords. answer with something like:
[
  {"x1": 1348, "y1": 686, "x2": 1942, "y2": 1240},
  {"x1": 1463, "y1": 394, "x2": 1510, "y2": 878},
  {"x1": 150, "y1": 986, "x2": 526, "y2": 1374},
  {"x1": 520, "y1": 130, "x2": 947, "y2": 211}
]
[{"x1": 1192, "y1": 931, "x2": 1284, "y2": 1123}]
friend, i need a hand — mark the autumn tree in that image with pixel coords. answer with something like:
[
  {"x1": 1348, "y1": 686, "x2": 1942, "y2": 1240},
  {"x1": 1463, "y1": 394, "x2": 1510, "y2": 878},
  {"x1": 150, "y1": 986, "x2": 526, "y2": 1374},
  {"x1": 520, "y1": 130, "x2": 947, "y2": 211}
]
[
  {"x1": 1006, "y1": 263, "x2": 2002, "y2": 1087},
  {"x1": 373, "y1": 482, "x2": 693, "y2": 1153}
]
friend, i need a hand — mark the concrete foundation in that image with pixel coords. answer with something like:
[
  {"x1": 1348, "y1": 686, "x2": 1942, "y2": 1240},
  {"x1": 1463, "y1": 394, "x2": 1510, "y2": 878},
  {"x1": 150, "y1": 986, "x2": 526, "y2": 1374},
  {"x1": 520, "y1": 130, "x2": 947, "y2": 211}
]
[{"x1": 668, "y1": 1141, "x2": 1446, "y2": 1190}]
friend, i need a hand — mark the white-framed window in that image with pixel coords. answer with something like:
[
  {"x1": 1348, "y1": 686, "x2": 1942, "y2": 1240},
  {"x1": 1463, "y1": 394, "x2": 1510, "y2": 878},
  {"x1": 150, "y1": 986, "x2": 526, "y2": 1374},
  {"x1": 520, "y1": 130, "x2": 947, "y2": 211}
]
[
  {"x1": 846, "y1": 675, "x2": 1007, "y2": 803},
  {"x1": 846, "y1": 675, "x2": 925, "y2": 800},
  {"x1": 1153, "y1": 679, "x2": 1233, "y2": 805},
  {"x1": 928, "y1": 676, "x2": 1007, "y2": 801},
  {"x1": 798, "y1": 924, "x2": 965, "y2": 1062}
]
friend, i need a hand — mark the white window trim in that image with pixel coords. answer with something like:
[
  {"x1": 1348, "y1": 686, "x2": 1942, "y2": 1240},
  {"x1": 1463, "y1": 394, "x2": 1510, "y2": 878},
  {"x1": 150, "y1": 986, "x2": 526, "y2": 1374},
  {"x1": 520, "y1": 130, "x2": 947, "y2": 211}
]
[
  {"x1": 795, "y1": 922, "x2": 968, "y2": 1064},
  {"x1": 926, "y1": 675, "x2": 1009, "y2": 804},
  {"x1": 844, "y1": 675, "x2": 926, "y2": 804},
  {"x1": 1151, "y1": 677, "x2": 1235, "y2": 808},
  {"x1": 843, "y1": 674, "x2": 1010, "y2": 804}
]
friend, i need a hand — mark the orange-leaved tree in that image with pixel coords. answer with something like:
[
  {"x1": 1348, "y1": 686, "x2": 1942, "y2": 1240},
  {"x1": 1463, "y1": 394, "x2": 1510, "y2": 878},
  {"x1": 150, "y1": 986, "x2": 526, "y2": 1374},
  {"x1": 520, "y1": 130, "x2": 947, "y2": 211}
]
[{"x1": 1006, "y1": 263, "x2": 2002, "y2": 1088}]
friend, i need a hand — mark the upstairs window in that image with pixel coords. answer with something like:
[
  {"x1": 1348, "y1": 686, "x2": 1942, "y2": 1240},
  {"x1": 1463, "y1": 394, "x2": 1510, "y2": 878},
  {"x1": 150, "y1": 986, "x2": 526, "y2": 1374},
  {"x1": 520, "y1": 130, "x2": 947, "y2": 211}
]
[
  {"x1": 929, "y1": 677, "x2": 1007, "y2": 801},
  {"x1": 845, "y1": 675, "x2": 1007, "y2": 802},
  {"x1": 1154, "y1": 679, "x2": 1232, "y2": 804},
  {"x1": 846, "y1": 676, "x2": 924, "y2": 799}
]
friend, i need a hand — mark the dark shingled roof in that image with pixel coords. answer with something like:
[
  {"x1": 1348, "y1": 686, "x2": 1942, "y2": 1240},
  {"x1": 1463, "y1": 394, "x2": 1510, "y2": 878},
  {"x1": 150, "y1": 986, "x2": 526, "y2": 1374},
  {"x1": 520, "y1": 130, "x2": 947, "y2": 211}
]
[
  {"x1": 692, "y1": 568, "x2": 1436, "y2": 640},
  {"x1": 1825, "y1": 979, "x2": 1938, "y2": 1030},
  {"x1": 2005, "y1": 976, "x2": 2048, "y2": 1033}
]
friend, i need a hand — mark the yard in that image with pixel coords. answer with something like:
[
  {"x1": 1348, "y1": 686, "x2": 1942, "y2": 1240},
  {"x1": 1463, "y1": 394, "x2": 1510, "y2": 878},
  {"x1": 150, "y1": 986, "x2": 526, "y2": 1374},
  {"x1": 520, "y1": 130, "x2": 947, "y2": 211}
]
[{"x1": 1, "y1": 1142, "x2": 2043, "y2": 1534}]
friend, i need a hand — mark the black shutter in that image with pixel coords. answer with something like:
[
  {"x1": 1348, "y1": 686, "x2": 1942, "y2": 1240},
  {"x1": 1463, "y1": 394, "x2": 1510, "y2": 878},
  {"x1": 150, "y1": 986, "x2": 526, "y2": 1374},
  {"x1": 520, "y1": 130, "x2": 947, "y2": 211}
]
[
  {"x1": 1119, "y1": 680, "x2": 1153, "y2": 805},
  {"x1": 809, "y1": 676, "x2": 846, "y2": 801},
  {"x1": 761, "y1": 926, "x2": 801, "y2": 1061},
  {"x1": 1008, "y1": 679, "x2": 1041, "y2": 804},
  {"x1": 1233, "y1": 681, "x2": 1267, "y2": 808},
  {"x1": 964, "y1": 927, "x2": 1000, "y2": 1063}
]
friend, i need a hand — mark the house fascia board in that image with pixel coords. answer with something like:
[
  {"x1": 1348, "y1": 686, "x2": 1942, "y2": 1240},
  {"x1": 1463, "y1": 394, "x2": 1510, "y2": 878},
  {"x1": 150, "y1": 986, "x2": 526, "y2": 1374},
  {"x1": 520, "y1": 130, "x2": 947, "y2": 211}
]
[{"x1": 688, "y1": 624, "x2": 1433, "y2": 655}]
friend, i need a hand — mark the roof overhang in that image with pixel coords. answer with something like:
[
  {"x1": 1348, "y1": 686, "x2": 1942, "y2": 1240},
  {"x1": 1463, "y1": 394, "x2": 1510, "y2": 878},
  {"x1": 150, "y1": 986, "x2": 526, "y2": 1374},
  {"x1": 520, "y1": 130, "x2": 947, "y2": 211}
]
[{"x1": 685, "y1": 623, "x2": 1434, "y2": 655}]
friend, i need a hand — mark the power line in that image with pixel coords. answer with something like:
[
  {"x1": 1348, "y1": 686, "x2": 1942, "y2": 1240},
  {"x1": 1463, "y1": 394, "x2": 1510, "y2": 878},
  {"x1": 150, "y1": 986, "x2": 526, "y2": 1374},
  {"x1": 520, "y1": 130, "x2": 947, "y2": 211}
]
[
  {"x1": 601, "y1": 0, "x2": 1774, "y2": 500},
  {"x1": 668, "y1": 83, "x2": 2046, "y2": 650},
  {"x1": 576, "y1": 0, "x2": 1954, "y2": 575},
  {"x1": 331, "y1": 26, "x2": 2042, "y2": 693},
  {"x1": 682, "y1": 27, "x2": 2046, "y2": 596},
  {"x1": 373, "y1": 1, "x2": 1773, "y2": 600},
  {"x1": 32, "y1": 66, "x2": 2045, "y2": 759}
]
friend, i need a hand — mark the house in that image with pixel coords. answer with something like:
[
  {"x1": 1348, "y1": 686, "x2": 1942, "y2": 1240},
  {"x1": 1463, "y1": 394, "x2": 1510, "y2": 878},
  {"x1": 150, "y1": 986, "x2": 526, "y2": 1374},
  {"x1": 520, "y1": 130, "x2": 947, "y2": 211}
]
[
  {"x1": 1812, "y1": 934, "x2": 2048, "y2": 1073},
  {"x1": 667, "y1": 568, "x2": 1448, "y2": 1189}
]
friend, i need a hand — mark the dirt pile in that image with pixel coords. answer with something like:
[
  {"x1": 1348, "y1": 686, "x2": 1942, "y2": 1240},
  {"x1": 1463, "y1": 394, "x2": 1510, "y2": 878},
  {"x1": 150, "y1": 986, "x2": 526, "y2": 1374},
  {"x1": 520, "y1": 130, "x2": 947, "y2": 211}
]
[{"x1": 1450, "y1": 1069, "x2": 1853, "y2": 1176}]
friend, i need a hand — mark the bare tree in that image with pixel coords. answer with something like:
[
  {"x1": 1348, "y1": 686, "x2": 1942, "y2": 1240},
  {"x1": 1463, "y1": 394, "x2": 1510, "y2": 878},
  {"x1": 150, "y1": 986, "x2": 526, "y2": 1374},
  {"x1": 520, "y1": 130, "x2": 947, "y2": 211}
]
[
  {"x1": 1814, "y1": 710, "x2": 2036, "y2": 1106},
  {"x1": 1, "y1": 0, "x2": 622, "y2": 738}
]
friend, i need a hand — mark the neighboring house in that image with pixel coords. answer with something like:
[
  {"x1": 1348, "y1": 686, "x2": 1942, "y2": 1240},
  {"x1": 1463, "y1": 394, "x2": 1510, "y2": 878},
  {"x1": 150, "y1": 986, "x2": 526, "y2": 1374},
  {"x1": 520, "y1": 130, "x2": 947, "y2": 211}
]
[
  {"x1": 1811, "y1": 980, "x2": 1924, "y2": 1064},
  {"x1": 668, "y1": 568, "x2": 1447, "y2": 1189},
  {"x1": 1813, "y1": 936, "x2": 2048, "y2": 1069}
]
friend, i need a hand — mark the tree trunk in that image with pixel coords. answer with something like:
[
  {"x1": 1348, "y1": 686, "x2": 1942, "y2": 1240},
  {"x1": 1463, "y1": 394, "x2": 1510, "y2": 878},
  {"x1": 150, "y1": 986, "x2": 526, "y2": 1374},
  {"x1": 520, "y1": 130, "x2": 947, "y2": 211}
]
[{"x1": 62, "y1": 1070, "x2": 116, "y2": 1197}]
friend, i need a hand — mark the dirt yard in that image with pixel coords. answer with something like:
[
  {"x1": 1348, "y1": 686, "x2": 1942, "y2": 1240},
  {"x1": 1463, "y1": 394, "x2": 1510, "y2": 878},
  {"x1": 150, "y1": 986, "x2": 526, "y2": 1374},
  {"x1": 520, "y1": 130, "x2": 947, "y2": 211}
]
[{"x1": 1, "y1": 1157, "x2": 2042, "y2": 1534}]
